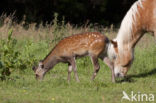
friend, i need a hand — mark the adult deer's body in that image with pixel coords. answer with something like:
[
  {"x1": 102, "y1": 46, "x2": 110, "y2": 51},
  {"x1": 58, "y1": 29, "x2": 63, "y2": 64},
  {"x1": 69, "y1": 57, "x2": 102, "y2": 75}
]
[
  {"x1": 33, "y1": 32, "x2": 116, "y2": 82},
  {"x1": 111, "y1": 0, "x2": 156, "y2": 77}
]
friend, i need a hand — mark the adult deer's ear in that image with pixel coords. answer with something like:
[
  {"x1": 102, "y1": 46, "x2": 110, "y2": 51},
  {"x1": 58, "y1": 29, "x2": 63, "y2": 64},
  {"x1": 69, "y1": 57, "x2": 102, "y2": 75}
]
[
  {"x1": 110, "y1": 40, "x2": 118, "y2": 53},
  {"x1": 39, "y1": 61, "x2": 44, "y2": 68}
]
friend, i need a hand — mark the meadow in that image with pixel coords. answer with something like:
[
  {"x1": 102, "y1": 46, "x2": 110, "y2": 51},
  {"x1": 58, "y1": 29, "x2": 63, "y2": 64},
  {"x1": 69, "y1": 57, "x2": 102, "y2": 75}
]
[{"x1": 0, "y1": 14, "x2": 156, "y2": 103}]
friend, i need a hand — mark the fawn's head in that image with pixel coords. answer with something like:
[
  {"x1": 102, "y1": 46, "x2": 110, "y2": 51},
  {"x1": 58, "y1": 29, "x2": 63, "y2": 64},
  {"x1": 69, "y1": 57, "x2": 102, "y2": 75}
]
[{"x1": 32, "y1": 61, "x2": 46, "y2": 80}]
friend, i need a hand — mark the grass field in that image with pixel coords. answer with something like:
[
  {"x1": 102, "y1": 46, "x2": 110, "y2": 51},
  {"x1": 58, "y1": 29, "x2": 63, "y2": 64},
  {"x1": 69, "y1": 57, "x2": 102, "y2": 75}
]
[{"x1": 0, "y1": 15, "x2": 156, "y2": 103}]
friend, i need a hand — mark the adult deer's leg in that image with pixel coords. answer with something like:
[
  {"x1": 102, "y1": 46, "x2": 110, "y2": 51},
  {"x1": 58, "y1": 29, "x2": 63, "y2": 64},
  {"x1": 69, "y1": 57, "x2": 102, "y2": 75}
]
[
  {"x1": 69, "y1": 57, "x2": 80, "y2": 82},
  {"x1": 103, "y1": 57, "x2": 115, "y2": 83},
  {"x1": 67, "y1": 63, "x2": 72, "y2": 82},
  {"x1": 90, "y1": 55, "x2": 100, "y2": 80}
]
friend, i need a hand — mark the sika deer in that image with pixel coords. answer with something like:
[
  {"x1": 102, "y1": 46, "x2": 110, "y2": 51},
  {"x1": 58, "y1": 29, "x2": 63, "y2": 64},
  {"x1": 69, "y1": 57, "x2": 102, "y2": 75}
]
[{"x1": 33, "y1": 32, "x2": 116, "y2": 82}]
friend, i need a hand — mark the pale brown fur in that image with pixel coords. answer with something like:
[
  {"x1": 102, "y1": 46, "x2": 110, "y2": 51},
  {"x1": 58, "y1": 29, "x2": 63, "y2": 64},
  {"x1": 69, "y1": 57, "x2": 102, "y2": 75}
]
[{"x1": 112, "y1": 0, "x2": 156, "y2": 77}]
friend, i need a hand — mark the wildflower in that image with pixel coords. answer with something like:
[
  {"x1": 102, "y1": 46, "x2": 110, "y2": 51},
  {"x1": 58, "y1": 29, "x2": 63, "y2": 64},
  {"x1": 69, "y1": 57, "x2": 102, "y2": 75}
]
[
  {"x1": 23, "y1": 90, "x2": 26, "y2": 93},
  {"x1": 51, "y1": 97, "x2": 55, "y2": 101}
]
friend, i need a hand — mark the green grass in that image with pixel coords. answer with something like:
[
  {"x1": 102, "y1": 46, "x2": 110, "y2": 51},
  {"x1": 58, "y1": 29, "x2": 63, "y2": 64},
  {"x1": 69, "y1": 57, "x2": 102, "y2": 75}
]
[
  {"x1": 0, "y1": 39, "x2": 156, "y2": 103},
  {"x1": 0, "y1": 14, "x2": 155, "y2": 103}
]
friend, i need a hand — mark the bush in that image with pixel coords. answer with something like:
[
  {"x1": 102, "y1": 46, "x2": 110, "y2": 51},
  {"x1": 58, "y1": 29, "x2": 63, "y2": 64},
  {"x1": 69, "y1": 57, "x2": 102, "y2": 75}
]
[{"x1": 0, "y1": 29, "x2": 36, "y2": 80}]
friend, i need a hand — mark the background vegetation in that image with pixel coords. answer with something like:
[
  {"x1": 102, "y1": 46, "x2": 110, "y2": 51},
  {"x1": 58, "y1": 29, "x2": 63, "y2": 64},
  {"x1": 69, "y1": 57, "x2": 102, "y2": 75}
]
[{"x1": 0, "y1": 0, "x2": 137, "y2": 26}]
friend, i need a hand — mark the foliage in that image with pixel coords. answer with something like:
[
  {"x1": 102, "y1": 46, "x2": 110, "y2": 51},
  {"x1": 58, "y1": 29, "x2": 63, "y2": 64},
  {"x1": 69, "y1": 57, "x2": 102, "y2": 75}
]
[
  {"x1": 52, "y1": 13, "x2": 67, "y2": 45},
  {"x1": 0, "y1": 29, "x2": 36, "y2": 80}
]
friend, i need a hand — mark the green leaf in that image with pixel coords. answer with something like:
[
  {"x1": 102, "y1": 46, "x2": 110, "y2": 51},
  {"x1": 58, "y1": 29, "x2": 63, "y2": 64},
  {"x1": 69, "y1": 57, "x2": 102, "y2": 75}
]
[{"x1": 8, "y1": 29, "x2": 13, "y2": 41}]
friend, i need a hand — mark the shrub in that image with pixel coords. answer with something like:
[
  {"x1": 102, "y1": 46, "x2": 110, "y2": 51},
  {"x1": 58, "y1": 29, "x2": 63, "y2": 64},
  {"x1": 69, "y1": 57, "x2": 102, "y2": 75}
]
[{"x1": 0, "y1": 29, "x2": 36, "y2": 80}]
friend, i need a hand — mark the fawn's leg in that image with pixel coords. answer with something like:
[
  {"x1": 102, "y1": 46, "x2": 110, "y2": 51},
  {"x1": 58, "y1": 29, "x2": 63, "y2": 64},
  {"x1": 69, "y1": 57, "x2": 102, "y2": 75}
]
[
  {"x1": 103, "y1": 57, "x2": 115, "y2": 83},
  {"x1": 69, "y1": 57, "x2": 80, "y2": 82},
  {"x1": 67, "y1": 63, "x2": 72, "y2": 82},
  {"x1": 90, "y1": 55, "x2": 100, "y2": 80}
]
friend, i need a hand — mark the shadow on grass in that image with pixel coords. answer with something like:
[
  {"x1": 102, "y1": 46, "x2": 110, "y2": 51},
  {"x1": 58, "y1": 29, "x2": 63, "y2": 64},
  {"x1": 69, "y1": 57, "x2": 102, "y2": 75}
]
[{"x1": 117, "y1": 68, "x2": 156, "y2": 83}]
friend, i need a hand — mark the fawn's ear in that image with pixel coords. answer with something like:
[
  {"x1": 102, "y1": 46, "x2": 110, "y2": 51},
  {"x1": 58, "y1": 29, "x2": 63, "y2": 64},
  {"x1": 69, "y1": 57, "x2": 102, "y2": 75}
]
[
  {"x1": 110, "y1": 40, "x2": 118, "y2": 53},
  {"x1": 39, "y1": 61, "x2": 44, "y2": 69},
  {"x1": 32, "y1": 66, "x2": 36, "y2": 71}
]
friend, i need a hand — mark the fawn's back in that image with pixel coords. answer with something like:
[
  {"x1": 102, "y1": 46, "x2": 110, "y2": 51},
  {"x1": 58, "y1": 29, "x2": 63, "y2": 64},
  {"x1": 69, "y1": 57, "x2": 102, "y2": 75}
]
[{"x1": 52, "y1": 32, "x2": 109, "y2": 58}]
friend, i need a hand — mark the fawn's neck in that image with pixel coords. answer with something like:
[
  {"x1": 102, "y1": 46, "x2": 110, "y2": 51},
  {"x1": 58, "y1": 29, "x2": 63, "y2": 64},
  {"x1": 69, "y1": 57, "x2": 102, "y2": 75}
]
[{"x1": 42, "y1": 52, "x2": 59, "y2": 71}]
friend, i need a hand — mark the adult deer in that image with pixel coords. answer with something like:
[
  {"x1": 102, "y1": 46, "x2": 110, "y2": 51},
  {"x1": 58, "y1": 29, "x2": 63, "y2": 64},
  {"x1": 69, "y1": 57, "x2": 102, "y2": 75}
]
[
  {"x1": 32, "y1": 32, "x2": 116, "y2": 82},
  {"x1": 111, "y1": 0, "x2": 156, "y2": 78}
]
